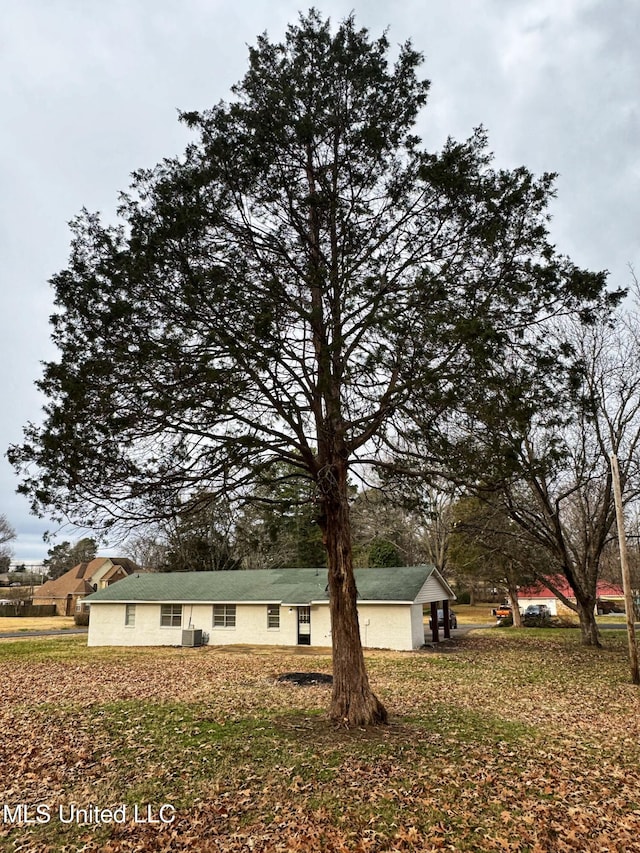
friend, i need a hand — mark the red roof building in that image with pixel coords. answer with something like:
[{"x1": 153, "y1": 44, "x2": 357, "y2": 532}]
[{"x1": 516, "y1": 578, "x2": 624, "y2": 615}]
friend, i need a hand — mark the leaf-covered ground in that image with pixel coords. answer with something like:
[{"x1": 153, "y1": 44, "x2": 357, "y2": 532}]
[{"x1": 1, "y1": 630, "x2": 640, "y2": 852}]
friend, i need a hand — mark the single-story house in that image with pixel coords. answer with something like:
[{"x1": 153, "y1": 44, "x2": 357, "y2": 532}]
[
  {"x1": 517, "y1": 578, "x2": 624, "y2": 616},
  {"x1": 34, "y1": 557, "x2": 139, "y2": 616},
  {"x1": 86, "y1": 565, "x2": 455, "y2": 651}
]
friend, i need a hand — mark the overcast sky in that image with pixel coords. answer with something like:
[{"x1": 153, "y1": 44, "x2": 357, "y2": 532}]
[{"x1": 1, "y1": 0, "x2": 638, "y2": 562}]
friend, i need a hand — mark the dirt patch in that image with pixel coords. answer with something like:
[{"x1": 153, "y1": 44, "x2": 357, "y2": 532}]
[{"x1": 277, "y1": 671, "x2": 333, "y2": 686}]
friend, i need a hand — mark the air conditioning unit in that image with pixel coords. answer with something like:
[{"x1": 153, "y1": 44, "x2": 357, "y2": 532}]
[{"x1": 181, "y1": 628, "x2": 203, "y2": 647}]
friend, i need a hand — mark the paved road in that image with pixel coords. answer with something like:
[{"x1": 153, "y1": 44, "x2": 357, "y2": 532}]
[{"x1": 0, "y1": 628, "x2": 88, "y2": 639}]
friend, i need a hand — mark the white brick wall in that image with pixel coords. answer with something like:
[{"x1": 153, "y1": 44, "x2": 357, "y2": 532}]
[{"x1": 88, "y1": 600, "x2": 425, "y2": 650}]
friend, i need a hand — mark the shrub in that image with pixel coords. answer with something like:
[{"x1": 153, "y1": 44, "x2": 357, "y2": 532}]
[
  {"x1": 523, "y1": 614, "x2": 551, "y2": 628},
  {"x1": 367, "y1": 539, "x2": 402, "y2": 568},
  {"x1": 74, "y1": 611, "x2": 89, "y2": 626}
]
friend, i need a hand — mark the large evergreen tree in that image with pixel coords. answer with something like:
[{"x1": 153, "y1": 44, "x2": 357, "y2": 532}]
[
  {"x1": 10, "y1": 12, "x2": 612, "y2": 724},
  {"x1": 233, "y1": 468, "x2": 326, "y2": 570}
]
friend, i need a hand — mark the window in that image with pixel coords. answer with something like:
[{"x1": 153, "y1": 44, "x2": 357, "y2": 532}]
[
  {"x1": 213, "y1": 604, "x2": 236, "y2": 628},
  {"x1": 160, "y1": 604, "x2": 182, "y2": 627},
  {"x1": 267, "y1": 605, "x2": 280, "y2": 629},
  {"x1": 125, "y1": 604, "x2": 136, "y2": 627}
]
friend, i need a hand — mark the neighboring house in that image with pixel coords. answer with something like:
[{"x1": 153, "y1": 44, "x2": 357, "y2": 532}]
[
  {"x1": 86, "y1": 565, "x2": 455, "y2": 651},
  {"x1": 33, "y1": 557, "x2": 139, "y2": 616},
  {"x1": 517, "y1": 579, "x2": 624, "y2": 617}
]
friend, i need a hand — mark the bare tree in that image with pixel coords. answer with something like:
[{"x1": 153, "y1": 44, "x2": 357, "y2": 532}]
[
  {"x1": 0, "y1": 515, "x2": 16, "y2": 572},
  {"x1": 479, "y1": 304, "x2": 640, "y2": 645},
  {"x1": 448, "y1": 495, "x2": 550, "y2": 624},
  {"x1": 124, "y1": 531, "x2": 168, "y2": 572}
]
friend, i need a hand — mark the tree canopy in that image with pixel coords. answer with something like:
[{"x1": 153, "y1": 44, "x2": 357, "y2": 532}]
[
  {"x1": 147, "y1": 493, "x2": 240, "y2": 572},
  {"x1": 8, "y1": 11, "x2": 614, "y2": 723},
  {"x1": 43, "y1": 538, "x2": 98, "y2": 580}
]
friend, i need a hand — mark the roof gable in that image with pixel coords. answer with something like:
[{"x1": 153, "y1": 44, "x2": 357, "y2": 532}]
[{"x1": 34, "y1": 574, "x2": 88, "y2": 598}]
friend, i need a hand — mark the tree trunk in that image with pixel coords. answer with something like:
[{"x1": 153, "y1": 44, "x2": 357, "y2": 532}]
[
  {"x1": 576, "y1": 595, "x2": 601, "y2": 647},
  {"x1": 319, "y1": 459, "x2": 388, "y2": 727},
  {"x1": 506, "y1": 576, "x2": 522, "y2": 627}
]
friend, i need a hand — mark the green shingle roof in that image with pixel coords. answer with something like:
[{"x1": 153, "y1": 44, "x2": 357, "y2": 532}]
[{"x1": 87, "y1": 565, "x2": 438, "y2": 605}]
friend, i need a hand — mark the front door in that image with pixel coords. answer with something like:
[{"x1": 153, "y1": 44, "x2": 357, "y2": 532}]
[{"x1": 297, "y1": 606, "x2": 311, "y2": 645}]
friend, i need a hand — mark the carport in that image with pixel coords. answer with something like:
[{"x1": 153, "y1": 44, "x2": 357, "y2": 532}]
[{"x1": 428, "y1": 598, "x2": 455, "y2": 643}]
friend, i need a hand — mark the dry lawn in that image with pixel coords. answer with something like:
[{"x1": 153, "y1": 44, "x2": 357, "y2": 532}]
[
  {"x1": 450, "y1": 603, "x2": 497, "y2": 625},
  {"x1": 0, "y1": 616, "x2": 75, "y2": 632},
  {"x1": 1, "y1": 628, "x2": 640, "y2": 852}
]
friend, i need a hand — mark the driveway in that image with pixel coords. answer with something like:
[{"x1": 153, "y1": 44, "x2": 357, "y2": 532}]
[
  {"x1": 424, "y1": 623, "x2": 488, "y2": 643},
  {"x1": 454, "y1": 623, "x2": 490, "y2": 635}
]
